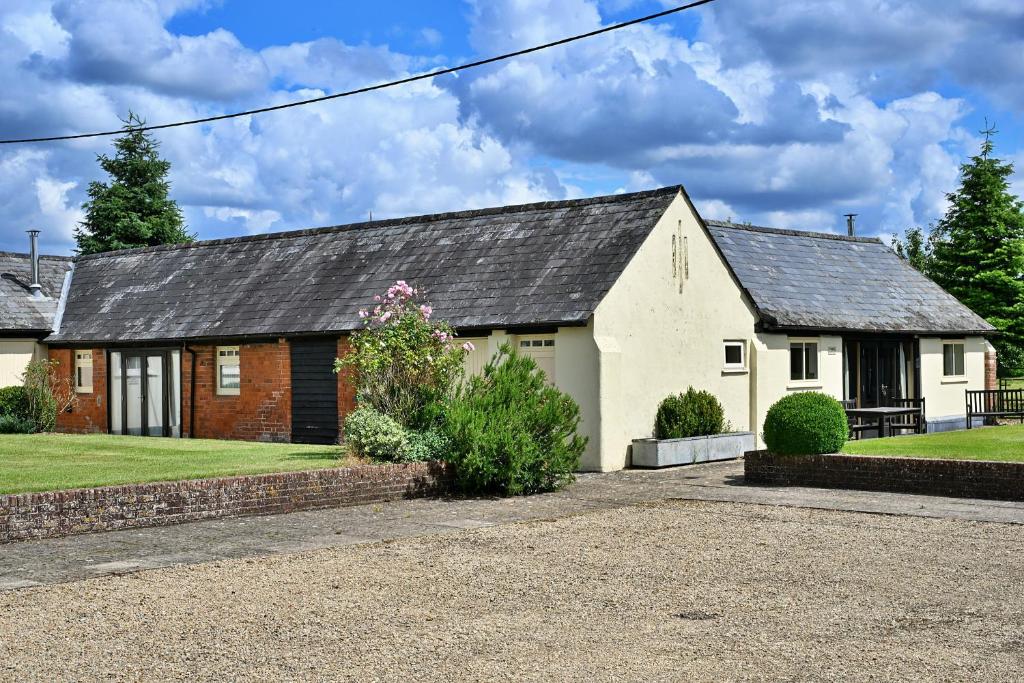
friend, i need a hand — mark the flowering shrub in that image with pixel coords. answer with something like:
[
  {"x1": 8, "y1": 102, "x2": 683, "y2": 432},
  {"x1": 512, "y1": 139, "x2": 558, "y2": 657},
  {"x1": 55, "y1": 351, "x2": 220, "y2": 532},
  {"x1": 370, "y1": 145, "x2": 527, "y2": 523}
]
[{"x1": 335, "y1": 281, "x2": 472, "y2": 429}]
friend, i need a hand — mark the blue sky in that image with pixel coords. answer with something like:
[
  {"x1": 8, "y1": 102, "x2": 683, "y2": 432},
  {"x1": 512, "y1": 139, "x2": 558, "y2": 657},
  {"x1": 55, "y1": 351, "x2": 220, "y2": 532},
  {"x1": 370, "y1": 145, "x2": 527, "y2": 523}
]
[{"x1": 0, "y1": 0, "x2": 1022, "y2": 255}]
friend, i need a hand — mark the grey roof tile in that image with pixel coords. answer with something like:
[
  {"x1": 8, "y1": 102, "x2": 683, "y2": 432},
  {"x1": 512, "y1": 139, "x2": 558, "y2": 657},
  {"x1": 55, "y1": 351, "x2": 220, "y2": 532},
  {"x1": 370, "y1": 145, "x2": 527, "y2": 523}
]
[
  {"x1": 50, "y1": 187, "x2": 680, "y2": 343},
  {"x1": 706, "y1": 220, "x2": 994, "y2": 335},
  {"x1": 0, "y1": 253, "x2": 73, "y2": 334}
]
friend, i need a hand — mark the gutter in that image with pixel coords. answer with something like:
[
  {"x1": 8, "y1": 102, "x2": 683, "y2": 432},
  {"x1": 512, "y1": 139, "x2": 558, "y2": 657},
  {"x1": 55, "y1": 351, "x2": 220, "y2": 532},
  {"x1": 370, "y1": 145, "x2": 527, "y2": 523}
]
[{"x1": 184, "y1": 344, "x2": 197, "y2": 439}]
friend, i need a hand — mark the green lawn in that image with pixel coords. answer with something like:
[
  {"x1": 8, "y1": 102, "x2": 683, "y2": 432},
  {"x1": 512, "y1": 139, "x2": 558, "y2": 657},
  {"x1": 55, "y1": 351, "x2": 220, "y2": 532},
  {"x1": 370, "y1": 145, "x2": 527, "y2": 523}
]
[
  {"x1": 1000, "y1": 377, "x2": 1024, "y2": 391},
  {"x1": 842, "y1": 424, "x2": 1024, "y2": 462},
  {"x1": 0, "y1": 434, "x2": 349, "y2": 494}
]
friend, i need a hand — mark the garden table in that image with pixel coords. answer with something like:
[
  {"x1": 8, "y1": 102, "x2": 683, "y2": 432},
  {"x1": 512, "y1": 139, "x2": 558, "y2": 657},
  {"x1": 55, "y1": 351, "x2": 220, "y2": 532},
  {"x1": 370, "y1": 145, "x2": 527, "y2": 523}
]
[{"x1": 844, "y1": 406, "x2": 921, "y2": 438}]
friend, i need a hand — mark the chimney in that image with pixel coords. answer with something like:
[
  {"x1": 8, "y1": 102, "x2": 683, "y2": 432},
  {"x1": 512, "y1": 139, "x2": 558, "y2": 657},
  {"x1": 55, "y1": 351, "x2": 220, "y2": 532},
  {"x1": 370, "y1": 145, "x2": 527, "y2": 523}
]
[
  {"x1": 844, "y1": 213, "x2": 858, "y2": 237},
  {"x1": 27, "y1": 229, "x2": 42, "y2": 298}
]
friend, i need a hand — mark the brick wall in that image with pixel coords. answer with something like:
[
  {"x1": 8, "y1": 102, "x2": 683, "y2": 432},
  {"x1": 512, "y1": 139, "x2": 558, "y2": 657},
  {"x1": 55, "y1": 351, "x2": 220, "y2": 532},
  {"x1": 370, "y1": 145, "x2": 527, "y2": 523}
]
[
  {"x1": 183, "y1": 340, "x2": 292, "y2": 442},
  {"x1": 985, "y1": 348, "x2": 998, "y2": 391},
  {"x1": 745, "y1": 450, "x2": 1024, "y2": 502},
  {"x1": 51, "y1": 347, "x2": 107, "y2": 434},
  {"x1": 337, "y1": 338, "x2": 357, "y2": 436},
  {"x1": 51, "y1": 337, "x2": 358, "y2": 443},
  {"x1": 0, "y1": 461, "x2": 453, "y2": 544}
]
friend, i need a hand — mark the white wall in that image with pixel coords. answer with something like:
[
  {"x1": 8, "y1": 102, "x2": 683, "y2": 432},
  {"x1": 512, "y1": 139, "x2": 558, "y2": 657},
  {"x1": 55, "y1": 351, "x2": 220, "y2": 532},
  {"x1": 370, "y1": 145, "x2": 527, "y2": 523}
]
[
  {"x1": 751, "y1": 333, "x2": 845, "y2": 445},
  {"x1": 0, "y1": 339, "x2": 44, "y2": 387},
  {"x1": 590, "y1": 192, "x2": 760, "y2": 471},
  {"x1": 919, "y1": 336, "x2": 987, "y2": 421}
]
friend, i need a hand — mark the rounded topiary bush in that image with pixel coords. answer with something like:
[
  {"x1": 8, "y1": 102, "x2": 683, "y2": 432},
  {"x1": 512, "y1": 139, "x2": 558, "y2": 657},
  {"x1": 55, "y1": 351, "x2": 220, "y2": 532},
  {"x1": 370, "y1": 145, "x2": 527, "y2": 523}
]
[
  {"x1": 762, "y1": 392, "x2": 848, "y2": 455},
  {"x1": 654, "y1": 387, "x2": 725, "y2": 439},
  {"x1": 343, "y1": 406, "x2": 408, "y2": 462},
  {"x1": 0, "y1": 385, "x2": 29, "y2": 420}
]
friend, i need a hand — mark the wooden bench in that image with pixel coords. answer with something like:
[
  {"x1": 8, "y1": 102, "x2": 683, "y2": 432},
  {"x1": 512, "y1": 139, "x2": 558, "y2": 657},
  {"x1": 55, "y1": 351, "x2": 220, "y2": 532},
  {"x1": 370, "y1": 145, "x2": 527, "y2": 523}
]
[{"x1": 966, "y1": 389, "x2": 1024, "y2": 428}]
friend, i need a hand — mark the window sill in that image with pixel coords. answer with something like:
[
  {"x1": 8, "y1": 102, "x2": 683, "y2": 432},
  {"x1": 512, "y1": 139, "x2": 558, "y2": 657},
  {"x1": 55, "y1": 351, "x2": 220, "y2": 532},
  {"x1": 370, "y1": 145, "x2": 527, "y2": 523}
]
[
  {"x1": 722, "y1": 367, "x2": 748, "y2": 375},
  {"x1": 75, "y1": 389, "x2": 92, "y2": 394},
  {"x1": 940, "y1": 377, "x2": 968, "y2": 384},
  {"x1": 787, "y1": 382, "x2": 823, "y2": 391},
  {"x1": 216, "y1": 390, "x2": 241, "y2": 397}
]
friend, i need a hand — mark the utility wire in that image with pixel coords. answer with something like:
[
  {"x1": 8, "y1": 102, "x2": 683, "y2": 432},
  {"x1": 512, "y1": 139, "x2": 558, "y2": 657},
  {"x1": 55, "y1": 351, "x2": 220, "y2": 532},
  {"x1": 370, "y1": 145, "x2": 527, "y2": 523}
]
[{"x1": 0, "y1": 0, "x2": 719, "y2": 145}]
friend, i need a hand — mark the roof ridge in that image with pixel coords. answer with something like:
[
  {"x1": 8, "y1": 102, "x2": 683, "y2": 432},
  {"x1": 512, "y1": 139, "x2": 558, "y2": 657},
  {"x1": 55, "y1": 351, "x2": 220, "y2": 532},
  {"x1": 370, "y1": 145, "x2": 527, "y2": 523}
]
[
  {"x1": 0, "y1": 251, "x2": 74, "y2": 261},
  {"x1": 77, "y1": 185, "x2": 683, "y2": 262},
  {"x1": 705, "y1": 219, "x2": 882, "y2": 244}
]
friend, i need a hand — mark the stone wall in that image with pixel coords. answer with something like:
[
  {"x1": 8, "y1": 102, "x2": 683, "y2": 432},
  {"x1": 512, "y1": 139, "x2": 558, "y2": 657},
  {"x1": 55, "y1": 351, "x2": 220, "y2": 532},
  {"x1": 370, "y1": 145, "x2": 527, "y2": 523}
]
[
  {"x1": 0, "y1": 461, "x2": 452, "y2": 544},
  {"x1": 745, "y1": 450, "x2": 1024, "y2": 502}
]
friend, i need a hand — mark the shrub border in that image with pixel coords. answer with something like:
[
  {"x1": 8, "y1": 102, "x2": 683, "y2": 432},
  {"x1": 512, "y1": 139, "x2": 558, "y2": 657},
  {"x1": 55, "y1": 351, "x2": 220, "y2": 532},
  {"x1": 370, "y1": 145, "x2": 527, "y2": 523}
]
[
  {"x1": 744, "y1": 450, "x2": 1024, "y2": 502},
  {"x1": 0, "y1": 461, "x2": 453, "y2": 544}
]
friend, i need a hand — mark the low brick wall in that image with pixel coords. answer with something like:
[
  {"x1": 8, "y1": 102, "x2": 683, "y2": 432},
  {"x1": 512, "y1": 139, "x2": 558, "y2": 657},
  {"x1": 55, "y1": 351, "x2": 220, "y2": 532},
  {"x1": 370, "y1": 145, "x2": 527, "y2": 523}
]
[
  {"x1": 745, "y1": 450, "x2": 1024, "y2": 502},
  {"x1": 0, "y1": 461, "x2": 453, "y2": 544}
]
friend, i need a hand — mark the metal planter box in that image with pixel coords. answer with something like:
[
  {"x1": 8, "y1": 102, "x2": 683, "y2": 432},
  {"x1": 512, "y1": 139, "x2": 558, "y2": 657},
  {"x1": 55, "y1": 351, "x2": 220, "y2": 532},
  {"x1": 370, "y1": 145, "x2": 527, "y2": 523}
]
[{"x1": 631, "y1": 432, "x2": 755, "y2": 468}]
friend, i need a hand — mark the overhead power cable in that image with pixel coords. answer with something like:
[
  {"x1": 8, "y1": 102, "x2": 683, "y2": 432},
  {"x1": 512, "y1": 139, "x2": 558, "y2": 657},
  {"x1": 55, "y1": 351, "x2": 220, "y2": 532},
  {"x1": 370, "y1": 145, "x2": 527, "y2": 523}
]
[{"x1": 0, "y1": 0, "x2": 718, "y2": 145}]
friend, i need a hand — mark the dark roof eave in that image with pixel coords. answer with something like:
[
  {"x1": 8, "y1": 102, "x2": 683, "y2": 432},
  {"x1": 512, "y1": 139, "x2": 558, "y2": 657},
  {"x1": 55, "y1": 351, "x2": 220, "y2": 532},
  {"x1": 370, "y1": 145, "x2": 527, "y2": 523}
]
[
  {"x1": 45, "y1": 318, "x2": 591, "y2": 346},
  {"x1": 758, "y1": 323, "x2": 998, "y2": 337}
]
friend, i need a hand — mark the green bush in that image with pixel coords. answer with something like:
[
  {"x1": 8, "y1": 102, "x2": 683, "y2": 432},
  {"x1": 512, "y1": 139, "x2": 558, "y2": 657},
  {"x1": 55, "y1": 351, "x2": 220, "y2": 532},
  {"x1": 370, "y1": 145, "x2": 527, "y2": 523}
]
[
  {"x1": 654, "y1": 387, "x2": 726, "y2": 439},
  {"x1": 402, "y1": 429, "x2": 450, "y2": 463},
  {"x1": 443, "y1": 344, "x2": 586, "y2": 496},
  {"x1": 763, "y1": 392, "x2": 848, "y2": 455},
  {"x1": 0, "y1": 413, "x2": 34, "y2": 434},
  {"x1": 343, "y1": 406, "x2": 408, "y2": 462},
  {"x1": 23, "y1": 359, "x2": 68, "y2": 433},
  {"x1": 0, "y1": 385, "x2": 29, "y2": 420}
]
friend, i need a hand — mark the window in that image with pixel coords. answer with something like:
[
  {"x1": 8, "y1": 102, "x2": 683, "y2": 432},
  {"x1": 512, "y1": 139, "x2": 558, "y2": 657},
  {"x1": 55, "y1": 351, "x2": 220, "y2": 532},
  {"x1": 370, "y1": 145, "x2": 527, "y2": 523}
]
[
  {"x1": 216, "y1": 346, "x2": 240, "y2": 395},
  {"x1": 723, "y1": 341, "x2": 746, "y2": 371},
  {"x1": 789, "y1": 340, "x2": 819, "y2": 382},
  {"x1": 518, "y1": 336, "x2": 556, "y2": 384},
  {"x1": 74, "y1": 351, "x2": 93, "y2": 393},
  {"x1": 943, "y1": 341, "x2": 966, "y2": 378}
]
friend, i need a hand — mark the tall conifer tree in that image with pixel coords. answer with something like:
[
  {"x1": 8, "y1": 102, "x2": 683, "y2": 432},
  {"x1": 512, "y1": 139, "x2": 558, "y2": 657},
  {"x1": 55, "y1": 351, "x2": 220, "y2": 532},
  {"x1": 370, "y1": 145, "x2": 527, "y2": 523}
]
[{"x1": 75, "y1": 113, "x2": 194, "y2": 255}]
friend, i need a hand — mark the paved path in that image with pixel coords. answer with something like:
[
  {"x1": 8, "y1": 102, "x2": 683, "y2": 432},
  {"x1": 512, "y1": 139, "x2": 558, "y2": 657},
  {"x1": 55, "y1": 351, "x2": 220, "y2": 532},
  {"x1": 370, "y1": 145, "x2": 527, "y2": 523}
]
[{"x1": 3, "y1": 459, "x2": 1023, "y2": 591}]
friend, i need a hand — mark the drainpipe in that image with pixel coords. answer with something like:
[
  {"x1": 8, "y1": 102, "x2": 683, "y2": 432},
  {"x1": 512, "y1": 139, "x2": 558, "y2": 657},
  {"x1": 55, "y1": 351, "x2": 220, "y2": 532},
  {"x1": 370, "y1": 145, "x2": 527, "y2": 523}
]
[
  {"x1": 184, "y1": 345, "x2": 197, "y2": 438},
  {"x1": 27, "y1": 229, "x2": 42, "y2": 298}
]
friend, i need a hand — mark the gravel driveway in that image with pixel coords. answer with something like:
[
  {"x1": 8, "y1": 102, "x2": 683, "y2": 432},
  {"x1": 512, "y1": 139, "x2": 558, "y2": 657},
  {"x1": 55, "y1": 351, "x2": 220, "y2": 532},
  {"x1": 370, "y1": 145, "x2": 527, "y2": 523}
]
[{"x1": 2, "y1": 500, "x2": 1022, "y2": 681}]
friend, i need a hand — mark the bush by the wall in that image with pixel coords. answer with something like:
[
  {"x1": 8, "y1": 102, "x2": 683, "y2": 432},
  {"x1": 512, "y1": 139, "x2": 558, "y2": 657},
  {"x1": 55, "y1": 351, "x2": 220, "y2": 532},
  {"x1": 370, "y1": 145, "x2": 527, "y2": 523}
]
[
  {"x1": 443, "y1": 344, "x2": 586, "y2": 496},
  {"x1": 343, "y1": 406, "x2": 408, "y2": 462},
  {"x1": 763, "y1": 392, "x2": 848, "y2": 455},
  {"x1": 0, "y1": 385, "x2": 29, "y2": 420},
  {"x1": 403, "y1": 429, "x2": 450, "y2": 463},
  {"x1": 654, "y1": 387, "x2": 726, "y2": 439},
  {"x1": 0, "y1": 414, "x2": 34, "y2": 434}
]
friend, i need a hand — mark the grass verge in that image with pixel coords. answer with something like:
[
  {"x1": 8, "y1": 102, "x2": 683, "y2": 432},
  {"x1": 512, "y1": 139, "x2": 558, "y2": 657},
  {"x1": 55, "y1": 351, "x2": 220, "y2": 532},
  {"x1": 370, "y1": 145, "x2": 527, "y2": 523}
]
[{"x1": 841, "y1": 424, "x2": 1024, "y2": 462}]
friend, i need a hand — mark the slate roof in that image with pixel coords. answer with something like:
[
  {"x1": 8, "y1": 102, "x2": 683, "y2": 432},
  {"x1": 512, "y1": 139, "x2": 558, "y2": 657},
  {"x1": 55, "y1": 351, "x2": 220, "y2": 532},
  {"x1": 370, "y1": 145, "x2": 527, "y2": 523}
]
[
  {"x1": 705, "y1": 221, "x2": 995, "y2": 335},
  {"x1": 50, "y1": 187, "x2": 681, "y2": 343},
  {"x1": 0, "y1": 252, "x2": 73, "y2": 335}
]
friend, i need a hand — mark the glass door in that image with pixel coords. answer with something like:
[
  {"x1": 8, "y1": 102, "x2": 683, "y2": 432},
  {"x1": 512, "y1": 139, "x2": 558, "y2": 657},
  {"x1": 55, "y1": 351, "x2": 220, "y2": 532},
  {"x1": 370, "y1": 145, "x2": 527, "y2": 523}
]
[{"x1": 111, "y1": 351, "x2": 175, "y2": 437}]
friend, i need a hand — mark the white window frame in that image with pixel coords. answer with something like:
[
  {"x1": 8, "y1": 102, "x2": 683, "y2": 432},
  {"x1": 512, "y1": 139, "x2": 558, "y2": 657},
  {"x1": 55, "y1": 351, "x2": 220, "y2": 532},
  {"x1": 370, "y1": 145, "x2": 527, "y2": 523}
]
[
  {"x1": 942, "y1": 340, "x2": 966, "y2": 380},
  {"x1": 216, "y1": 346, "x2": 241, "y2": 396},
  {"x1": 789, "y1": 338, "x2": 821, "y2": 385},
  {"x1": 74, "y1": 350, "x2": 93, "y2": 393},
  {"x1": 723, "y1": 340, "x2": 747, "y2": 373}
]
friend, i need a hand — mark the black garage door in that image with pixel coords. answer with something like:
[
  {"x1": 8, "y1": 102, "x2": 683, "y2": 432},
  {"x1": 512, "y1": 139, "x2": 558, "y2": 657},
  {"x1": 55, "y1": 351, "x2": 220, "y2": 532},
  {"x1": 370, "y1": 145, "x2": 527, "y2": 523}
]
[{"x1": 290, "y1": 338, "x2": 339, "y2": 444}]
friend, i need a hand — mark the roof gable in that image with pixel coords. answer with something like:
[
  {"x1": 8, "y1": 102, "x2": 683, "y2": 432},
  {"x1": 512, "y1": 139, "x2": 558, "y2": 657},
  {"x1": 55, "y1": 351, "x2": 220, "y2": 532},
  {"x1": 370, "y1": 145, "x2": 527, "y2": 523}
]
[
  {"x1": 705, "y1": 220, "x2": 994, "y2": 335},
  {"x1": 50, "y1": 187, "x2": 680, "y2": 343}
]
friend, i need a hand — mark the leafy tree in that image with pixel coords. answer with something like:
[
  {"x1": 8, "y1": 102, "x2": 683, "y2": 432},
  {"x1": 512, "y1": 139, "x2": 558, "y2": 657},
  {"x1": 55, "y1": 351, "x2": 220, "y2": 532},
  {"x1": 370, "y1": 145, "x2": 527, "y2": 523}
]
[
  {"x1": 891, "y1": 225, "x2": 935, "y2": 275},
  {"x1": 928, "y1": 126, "x2": 1024, "y2": 376},
  {"x1": 75, "y1": 113, "x2": 194, "y2": 255}
]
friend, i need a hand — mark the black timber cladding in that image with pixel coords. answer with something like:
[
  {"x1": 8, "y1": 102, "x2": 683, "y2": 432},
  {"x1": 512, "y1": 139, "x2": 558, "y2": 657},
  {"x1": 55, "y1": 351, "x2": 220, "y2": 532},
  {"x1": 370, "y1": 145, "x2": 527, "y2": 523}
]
[
  {"x1": 290, "y1": 338, "x2": 339, "y2": 445},
  {"x1": 705, "y1": 220, "x2": 995, "y2": 335},
  {"x1": 49, "y1": 187, "x2": 681, "y2": 343}
]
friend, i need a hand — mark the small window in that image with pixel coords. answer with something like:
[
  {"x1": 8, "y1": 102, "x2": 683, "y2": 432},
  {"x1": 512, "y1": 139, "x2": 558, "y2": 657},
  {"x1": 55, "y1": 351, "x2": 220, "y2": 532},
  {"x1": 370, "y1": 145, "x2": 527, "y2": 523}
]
[
  {"x1": 216, "y1": 346, "x2": 240, "y2": 395},
  {"x1": 790, "y1": 341, "x2": 819, "y2": 382},
  {"x1": 723, "y1": 341, "x2": 746, "y2": 370},
  {"x1": 943, "y1": 341, "x2": 966, "y2": 377},
  {"x1": 74, "y1": 351, "x2": 93, "y2": 393}
]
